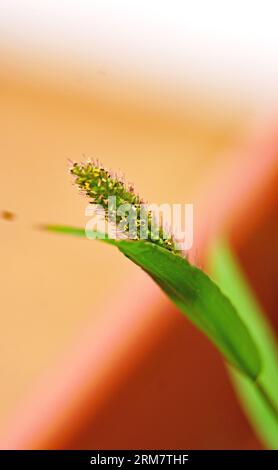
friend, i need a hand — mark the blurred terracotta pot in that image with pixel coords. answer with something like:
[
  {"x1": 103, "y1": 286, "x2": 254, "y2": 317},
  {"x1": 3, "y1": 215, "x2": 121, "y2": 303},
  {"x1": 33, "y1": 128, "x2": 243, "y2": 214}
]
[{"x1": 1, "y1": 120, "x2": 278, "y2": 450}]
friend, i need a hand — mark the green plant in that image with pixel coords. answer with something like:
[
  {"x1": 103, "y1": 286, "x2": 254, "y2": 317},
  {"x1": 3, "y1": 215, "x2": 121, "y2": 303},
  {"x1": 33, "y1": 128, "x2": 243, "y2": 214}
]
[
  {"x1": 209, "y1": 239, "x2": 278, "y2": 448},
  {"x1": 45, "y1": 160, "x2": 278, "y2": 447},
  {"x1": 70, "y1": 161, "x2": 177, "y2": 252}
]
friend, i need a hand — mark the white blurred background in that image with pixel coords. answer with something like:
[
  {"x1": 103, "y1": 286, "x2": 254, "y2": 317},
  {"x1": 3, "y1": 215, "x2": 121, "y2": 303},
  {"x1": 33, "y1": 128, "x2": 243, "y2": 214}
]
[{"x1": 0, "y1": 0, "x2": 278, "y2": 106}]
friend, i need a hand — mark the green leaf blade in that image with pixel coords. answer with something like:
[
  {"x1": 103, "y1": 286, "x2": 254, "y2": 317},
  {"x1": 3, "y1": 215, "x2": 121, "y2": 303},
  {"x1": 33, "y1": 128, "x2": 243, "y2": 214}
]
[
  {"x1": 44, "y1": 225, "x2": 262, "y2": 381},
  {"x1": 208, "y1": 239, "x2": 278, "y2": 448},
  {"x1": 116, "y1": 239, "x2": 261, "y2": 380}
]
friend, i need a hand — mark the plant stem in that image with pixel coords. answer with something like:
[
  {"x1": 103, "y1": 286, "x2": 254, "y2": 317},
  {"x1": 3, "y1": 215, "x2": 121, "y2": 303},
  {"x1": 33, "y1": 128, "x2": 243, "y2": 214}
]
[{"x1": 256, "y1": 380, "x2": 278, "y2": 422}]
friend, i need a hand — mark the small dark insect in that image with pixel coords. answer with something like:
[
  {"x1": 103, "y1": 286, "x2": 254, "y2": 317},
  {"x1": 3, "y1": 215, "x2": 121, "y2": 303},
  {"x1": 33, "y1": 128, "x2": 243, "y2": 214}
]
[{"x1": 1, "y1": 210, "x2": 16, "y2": 221}]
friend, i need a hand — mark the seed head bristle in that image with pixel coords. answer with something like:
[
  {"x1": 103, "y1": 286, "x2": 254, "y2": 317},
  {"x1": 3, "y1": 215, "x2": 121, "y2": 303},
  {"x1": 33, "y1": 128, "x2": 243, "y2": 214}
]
[{"x1": 70, "y1": 160, "x2": 178, "y2": 253}]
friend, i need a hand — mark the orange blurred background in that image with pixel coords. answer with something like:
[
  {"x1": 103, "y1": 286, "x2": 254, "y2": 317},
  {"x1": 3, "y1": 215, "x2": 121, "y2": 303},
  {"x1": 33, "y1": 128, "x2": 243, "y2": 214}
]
[{"x1": 0, "y1": 1, "x2": 278, "y2": 449}]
